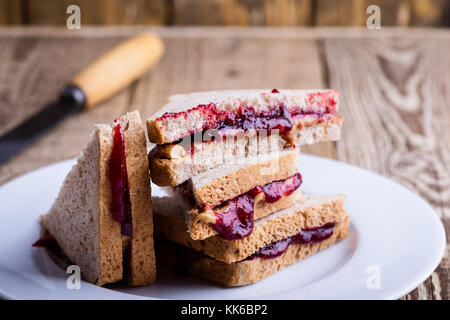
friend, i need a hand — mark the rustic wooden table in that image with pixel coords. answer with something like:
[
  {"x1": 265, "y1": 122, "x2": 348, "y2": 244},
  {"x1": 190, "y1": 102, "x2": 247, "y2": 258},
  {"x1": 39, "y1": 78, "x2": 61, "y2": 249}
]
[{"x1": 0, "y1": 27, "x2": 448, "y2": 300}]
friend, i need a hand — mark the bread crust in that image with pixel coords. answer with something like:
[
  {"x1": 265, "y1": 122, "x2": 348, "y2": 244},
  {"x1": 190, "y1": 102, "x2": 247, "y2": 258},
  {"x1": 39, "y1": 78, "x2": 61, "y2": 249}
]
[
  {"x1": 122, "y1": 111, "x2": 156, "y2": 286},
  {"x1": 157, "y1": 217, "x2": 349, "y2": 286},
  {"x1": 154, "y1": 195, "x2": 347, "y2": 264},
  {"x1": 97, "y1": 125, "x2": 124, "y2": 285}
]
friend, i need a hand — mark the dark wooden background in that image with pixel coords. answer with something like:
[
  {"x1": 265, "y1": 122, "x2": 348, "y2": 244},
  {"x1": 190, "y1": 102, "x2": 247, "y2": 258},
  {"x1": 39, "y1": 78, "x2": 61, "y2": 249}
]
[{"x1": 1, "y1": 0, "x2": 449, "y2": 27}]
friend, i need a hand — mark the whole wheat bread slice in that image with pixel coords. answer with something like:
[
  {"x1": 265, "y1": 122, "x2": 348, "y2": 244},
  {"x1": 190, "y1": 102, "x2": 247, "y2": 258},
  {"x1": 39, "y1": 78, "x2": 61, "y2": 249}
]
[
  {"x1": 156, "y1": 216, "x2": 349, "y2": 286},
  {"x1": 121, "y1": 112, "x2": 156, "y2": 286},
  {"x1": 42, "y1": 111, "x2": 155, "y2": 286},
  {"x1": 182, "y1": 148, "x2": 299, "y2": 207},
  {"x1": 149, "y1": 119, "x2": 340, "y2": 186},
  {"x1": 153, "y1": 194, "x2": 348, "y2": 264}
]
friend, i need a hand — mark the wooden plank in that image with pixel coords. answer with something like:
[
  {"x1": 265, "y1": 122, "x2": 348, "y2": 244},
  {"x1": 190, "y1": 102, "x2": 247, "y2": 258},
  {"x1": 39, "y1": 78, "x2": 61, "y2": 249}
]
[
  {"x1": 26, "y1": 0, "x2": 167, "y2": 25},
  {"x1": 172, "y1": 0, "x2": 312, "y2": 25},
  {"x1": 4, "y1": 0, "x2": 450, "y2": 27},
  {"x1": 0, "y1": 0, "x2": 7, "y2": 24},
  {"x1": 409, "y1": 0, "x2": 449, "y2": 26},
  {"x1": 0, "y1": 0, "x2": 23, "y2": 25},
  {"x1": 27, "y1": 0, "x2": 82, "y2": 25},
  {"x1": 322, "y1": 36, "x2": 450, "y2": 299},
  {"x1": 315, "y1": 0, "x2": 409, "y2": 26},
  {"x1": 264, "y1": 0, "x2": 313, "y2": 26}
]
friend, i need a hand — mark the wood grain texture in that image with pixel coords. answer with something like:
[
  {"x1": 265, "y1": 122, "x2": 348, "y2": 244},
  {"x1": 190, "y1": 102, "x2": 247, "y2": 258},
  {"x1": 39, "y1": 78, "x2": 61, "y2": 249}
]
[
  {"x1": 1, "y1": 0, "x2": 448, "y2": 26},
  {"x1": 409, "y1": 0, "x2": 450, "y2": 27},
  {"x1": 26, "y1": 0, "x2": 167, "y2": 25},
  {"x1": 322, "y1": 35, "x2": 450, "y2": 300},
  {"x1": 0, "y1": 27, "x2": 448, "y2": 299},
  {"x1": 264, "y1": 0, "x2": 313, "y2": 26},
  {"x1": 0, "y1": 0, "x2": 23, "y2": 24},
  {"x1": 315, "y1": 0, "x2": 409, "y2": 26},
  {"x1": 172, "y1": 0, "x2": 312, "y2": 26}
]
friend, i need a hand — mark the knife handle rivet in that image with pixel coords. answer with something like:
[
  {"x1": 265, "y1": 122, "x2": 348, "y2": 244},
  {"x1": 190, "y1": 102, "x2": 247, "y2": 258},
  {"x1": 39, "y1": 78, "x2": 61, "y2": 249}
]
[{"x1": 59, "y1": 85, "x2": 86, "y2": 110}]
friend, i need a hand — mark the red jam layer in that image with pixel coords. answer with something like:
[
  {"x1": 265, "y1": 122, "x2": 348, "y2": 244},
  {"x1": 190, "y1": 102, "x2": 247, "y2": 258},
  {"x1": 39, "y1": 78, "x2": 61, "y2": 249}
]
[
  {"x1": 109, "y1": 121, "x2": 132, "y2": 237},
  {"x1": 32, "y1": 235, "x2": 65, "y2": 258},
  {"x1": 34, "y1": 121, "x2": 133, "y2": 254},
  {"x1": 208, "y1": 104, "x2": 294, "y2": 138},
  {"x1": 156, "y1": 90, "x2": 338, "y2": 144},
  {"x1": 246, "y1": 222, "x2": 335, "y2": 260},
  {"x1": 212, "y1": 173, "x2": 302, "y2": 240}
]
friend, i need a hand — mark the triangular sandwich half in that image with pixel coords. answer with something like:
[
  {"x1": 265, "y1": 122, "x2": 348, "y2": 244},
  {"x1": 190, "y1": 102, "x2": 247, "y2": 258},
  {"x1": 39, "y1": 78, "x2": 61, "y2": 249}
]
[{"x1": 38, "y1": 111, "x2": 155, "y2": 286}]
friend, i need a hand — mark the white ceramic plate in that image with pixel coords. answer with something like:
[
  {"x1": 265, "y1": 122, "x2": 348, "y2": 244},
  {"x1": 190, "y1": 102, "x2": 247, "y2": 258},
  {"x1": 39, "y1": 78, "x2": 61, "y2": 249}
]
[{"x1": 0, "y1": 154, "x2": 445, "y2": 300}]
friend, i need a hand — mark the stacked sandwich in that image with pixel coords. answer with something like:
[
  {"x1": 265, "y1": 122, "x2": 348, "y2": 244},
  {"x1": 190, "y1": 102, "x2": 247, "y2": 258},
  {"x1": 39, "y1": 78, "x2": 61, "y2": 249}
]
[
  {"x1": 148, "y1": 89, "x2": 349, "y2": 286},
  {"x1": 35, "y1": 89, "x2": 349, "y2": 287}
]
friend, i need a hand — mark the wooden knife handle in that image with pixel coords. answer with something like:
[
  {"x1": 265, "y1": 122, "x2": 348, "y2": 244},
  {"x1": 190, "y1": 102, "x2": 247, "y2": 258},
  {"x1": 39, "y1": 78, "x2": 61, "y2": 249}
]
[{"x1": 71, "y1": 33, "x2": 164, "y2": 108}]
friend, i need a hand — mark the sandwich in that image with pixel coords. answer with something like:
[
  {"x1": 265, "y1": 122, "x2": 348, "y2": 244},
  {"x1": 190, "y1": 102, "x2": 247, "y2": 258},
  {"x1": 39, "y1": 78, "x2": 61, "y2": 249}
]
[
  {"x1": 153, "y1": 194, "x2": 349, "y2": 286},
  {"x1": 147, "y1": 89, "x2": 342, "y2": 186},
  {"x1": 146, "y1": 88, "x2": 347, "y2": 287},
  {"x1": 34, "y1": 111, "x2": 156, "y2": 286}
]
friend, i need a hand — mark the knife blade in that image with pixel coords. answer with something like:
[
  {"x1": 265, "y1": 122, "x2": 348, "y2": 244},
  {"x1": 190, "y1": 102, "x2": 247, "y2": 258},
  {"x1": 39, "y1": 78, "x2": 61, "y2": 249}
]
[{"x1": 0, "y1": 33, "x2": 164, "y2": 166}]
